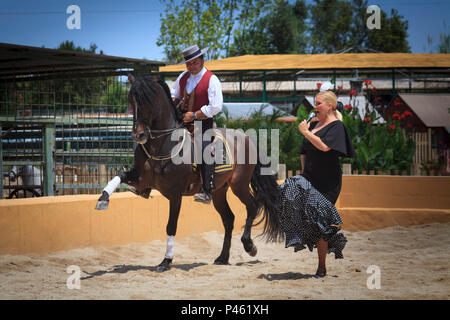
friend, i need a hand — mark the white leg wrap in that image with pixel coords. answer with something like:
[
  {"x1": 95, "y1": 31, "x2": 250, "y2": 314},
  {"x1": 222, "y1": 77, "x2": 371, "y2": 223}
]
[
  {"x1": 165, "y1": 235, "x2": 175, "y2": 259},
  {"x1": 103, "y1": 176, "x2": 121, "y2": 196}
]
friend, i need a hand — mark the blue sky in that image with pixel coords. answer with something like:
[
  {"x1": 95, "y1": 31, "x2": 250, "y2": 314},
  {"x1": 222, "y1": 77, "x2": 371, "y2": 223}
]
[{"x1": 0, "y1": 0, "x2": 449, "y2": 62}]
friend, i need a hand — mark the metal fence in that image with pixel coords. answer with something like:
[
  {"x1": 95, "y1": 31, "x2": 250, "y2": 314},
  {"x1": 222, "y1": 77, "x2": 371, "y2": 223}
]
[{"x1": 0, "y1": 75, "x2": 135, "y2": 199}]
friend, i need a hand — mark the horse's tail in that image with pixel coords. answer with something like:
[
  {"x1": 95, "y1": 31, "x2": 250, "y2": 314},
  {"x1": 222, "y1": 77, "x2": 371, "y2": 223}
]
[{"x1": 250, "y1": 160, "x2": 283, "y2": 243}]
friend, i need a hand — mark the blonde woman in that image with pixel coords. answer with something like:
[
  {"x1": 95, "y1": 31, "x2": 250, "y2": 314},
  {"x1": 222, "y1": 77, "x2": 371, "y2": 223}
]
[{"x1": 277, "y1": 91, "x2": 355, "y2": 278}]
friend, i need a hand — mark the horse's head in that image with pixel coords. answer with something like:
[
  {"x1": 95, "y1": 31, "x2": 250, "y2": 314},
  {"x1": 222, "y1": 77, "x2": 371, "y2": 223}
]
[
  {"x1": 9, "y1": 165, "x2": 20, "y2": 182},
  {"x1": 128, "y1": 74, "x2": 150, "y2": 144},
  {"x1": 128, "y1": 74, "x2": 175, "y2": 144}
]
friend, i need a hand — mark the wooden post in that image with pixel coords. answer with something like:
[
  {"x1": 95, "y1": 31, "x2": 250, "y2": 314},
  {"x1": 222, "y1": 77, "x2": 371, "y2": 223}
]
[
  {"x1": 0, "y1": 125, "x2": 2, "y2": 199},
  {"x1": 99, "y1": 164, "x2": 107, "y2": 190},
  {"x1": 277, "y1": 164, "x2": 286, "y2": 181},
  {"x1": 262, "y1": 71, "x2": 267, "y2": 102},
  {"x1": 342, "y1": 163, "x2": 352, "y2": 175},
  {"x1": 43, "y1": 124, "x2": 55, "y2": 196},
  {"x1": 428, "y1": 128, "x2": 432, "y2": 161}
]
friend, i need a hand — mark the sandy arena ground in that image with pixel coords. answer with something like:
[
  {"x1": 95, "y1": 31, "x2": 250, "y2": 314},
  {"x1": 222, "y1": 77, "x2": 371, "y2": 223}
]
[{"x1": 0, "y1": 222, "x2": 449, "y2": 300}]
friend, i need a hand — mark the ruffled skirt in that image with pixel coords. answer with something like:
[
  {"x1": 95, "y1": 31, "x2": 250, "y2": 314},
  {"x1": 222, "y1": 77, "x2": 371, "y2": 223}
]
[{"x1": 277, "y1": 175, "x2": 347, "y2": 259}]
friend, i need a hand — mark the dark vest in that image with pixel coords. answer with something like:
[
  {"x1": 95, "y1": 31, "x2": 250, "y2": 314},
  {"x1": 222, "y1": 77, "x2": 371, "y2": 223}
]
[{"x1": 179, "y1": 70, "x2": 214, "y2": 113}]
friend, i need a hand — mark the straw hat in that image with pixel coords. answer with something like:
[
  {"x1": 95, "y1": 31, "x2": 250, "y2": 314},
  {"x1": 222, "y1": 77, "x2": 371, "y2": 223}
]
[{"x1": 180, "y1": 45, "x2": 208, "y2": 64}]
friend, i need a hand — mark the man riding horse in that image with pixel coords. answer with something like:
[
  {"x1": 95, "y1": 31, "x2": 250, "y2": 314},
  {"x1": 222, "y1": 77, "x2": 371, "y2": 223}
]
[
  {"x1": 172, "y1": 44, "x2": 223, "y2": 204},
  {"x1": 95, "y1": 64, "x2": 281, "y2": 271}
]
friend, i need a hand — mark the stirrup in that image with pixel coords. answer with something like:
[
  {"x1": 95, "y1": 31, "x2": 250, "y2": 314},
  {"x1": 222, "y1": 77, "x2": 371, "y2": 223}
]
[{"x1": 193, "y1": 192, "x2": 211, "y2": 204}]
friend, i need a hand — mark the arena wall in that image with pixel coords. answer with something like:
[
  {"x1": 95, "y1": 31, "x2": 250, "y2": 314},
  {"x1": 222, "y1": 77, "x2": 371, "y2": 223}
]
[{"x1": 0, "y1": 176, "x2": 449, "y2": 255}]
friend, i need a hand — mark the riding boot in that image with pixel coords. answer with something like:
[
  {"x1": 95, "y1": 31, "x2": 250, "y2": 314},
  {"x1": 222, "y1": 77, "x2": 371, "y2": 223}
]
[
  {"x1": 195, "y1": 164, "x2": 214, "y2": 204},
  {"x1": 203, "y1": 163, "x2": 216, "y2": 194}
]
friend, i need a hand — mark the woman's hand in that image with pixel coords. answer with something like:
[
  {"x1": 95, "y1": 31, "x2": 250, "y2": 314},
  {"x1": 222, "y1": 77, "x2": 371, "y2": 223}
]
[{"x1": 298, "y1": 120, "x2": 310, "y2": 136}]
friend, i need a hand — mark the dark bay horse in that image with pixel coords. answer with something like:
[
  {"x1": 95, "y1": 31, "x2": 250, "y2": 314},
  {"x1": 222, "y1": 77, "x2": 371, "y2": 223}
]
[{"x1": 95, "y1": 75, "x2": 281, "y2": 272}]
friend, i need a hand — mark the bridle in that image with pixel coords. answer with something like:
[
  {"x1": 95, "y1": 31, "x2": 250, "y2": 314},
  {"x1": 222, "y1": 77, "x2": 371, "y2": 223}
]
[
  {"x1": 140, "y1": 128, "x2": 189, "y2": 161},
  {"x1": 133, "y1": 95, "x2": 188, "y2": 161}
]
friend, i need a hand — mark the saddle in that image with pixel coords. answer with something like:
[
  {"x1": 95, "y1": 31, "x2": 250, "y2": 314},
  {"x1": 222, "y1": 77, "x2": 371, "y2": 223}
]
[{"x1": 191, "y1": 129, "x2": 234, "y2": 176}]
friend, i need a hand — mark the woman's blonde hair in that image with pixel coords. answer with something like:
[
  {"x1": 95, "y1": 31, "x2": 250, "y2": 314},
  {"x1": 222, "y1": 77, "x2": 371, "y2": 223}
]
[{"x1": 316, "y1": 90, "x2": 342, "y2": 121}]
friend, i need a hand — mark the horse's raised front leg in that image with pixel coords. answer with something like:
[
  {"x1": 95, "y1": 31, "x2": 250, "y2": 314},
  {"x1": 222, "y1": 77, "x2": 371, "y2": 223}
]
[
  {"x1": 157, "y1": 196, "x2": 182, "y2": 272},
  {"x1": 95, "y1": 169, "x2": 139, "y2": 210}
]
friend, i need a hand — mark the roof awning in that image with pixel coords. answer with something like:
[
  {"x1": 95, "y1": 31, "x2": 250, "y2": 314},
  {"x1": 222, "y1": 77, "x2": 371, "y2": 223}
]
[
  {"x1": 0, "y1": 43, "x2": 165, "y2": 81},
  {"x1": 399, "y1": 93, "x2": 450, "y2": 127},
  {"x1": 159, "y1": 53, "x2": 450, "y2": 75}
]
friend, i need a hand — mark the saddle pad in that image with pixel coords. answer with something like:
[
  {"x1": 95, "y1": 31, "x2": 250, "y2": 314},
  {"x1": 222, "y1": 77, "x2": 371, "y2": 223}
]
[{"x1": 192, "y1": 132, "x2": 233, "y2": 175}]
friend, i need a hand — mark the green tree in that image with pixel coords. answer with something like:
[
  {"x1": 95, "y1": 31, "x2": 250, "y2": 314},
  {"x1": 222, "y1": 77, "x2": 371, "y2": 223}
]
[
  {"x1": 438, "y1": 21, "x2": 450, "y2": 53},
  {"x1": 228, "y1": 14, "x2": 271, "y2": 56},
  {"x1": 57, "y1": 40, "x2": 104, "y2": 54},
  {"x1": 157, "y1": 0, "x2": 241, "y2": 63},
  {"x1": 229, "y1": 0, "x2": 308, "y2": 55},
  {"x1": 309, "y1": 0, "x2": 354, "y2": 53},
  {"x1": 55, "y1": 42, "x2": 117, "y2": 113},
  {"x1": 365, "y1": 8, "x2": 411, "y2": 53},
  {"x1": 309, "y1": 0, "x2": 410, "y2": 53},
  {"x1": 424, "y1": 21, "x2": 449, "y2": 53},
  {"x1": 439, "y1": 33, "x2": 450, "y2": 53}
]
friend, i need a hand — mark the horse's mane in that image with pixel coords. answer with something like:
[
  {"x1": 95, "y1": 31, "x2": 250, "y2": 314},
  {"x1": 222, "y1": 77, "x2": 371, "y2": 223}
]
[{"x1": 128, "y1": 75, "x2": 183, "y2": 123}]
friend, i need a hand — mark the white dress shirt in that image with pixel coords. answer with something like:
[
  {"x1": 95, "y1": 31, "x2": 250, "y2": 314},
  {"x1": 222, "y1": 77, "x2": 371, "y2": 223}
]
[{"x1": 171, "y1": 67, "x2": 223, "y2": 118}]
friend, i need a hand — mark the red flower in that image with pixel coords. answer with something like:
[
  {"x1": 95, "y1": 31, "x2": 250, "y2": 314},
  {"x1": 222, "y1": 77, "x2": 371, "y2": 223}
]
[
  {"x1": 371, "y1": 87, "x2": 376, "y2": 93},
  {"x1": 407, "y1": 124, "x2": 413, "y2": 129},
  {"x1": 393, "y1": 97, "x2": 403, "y2": 107},
  {"x1": 350, "y1": 89, "x2": 357, "y2": 97},
  {"x1": 344, "y1": 104, "x2": 353, "y2": 111},
  {"x1": 390, "y1": 124, "x2": 396, "y2": 130},
  {"x1": 317, "y1": 83, "x2": 322, "y2": 89},
  {"x1": 363, "y1": 80, "x2": 372, "y2": 86},
  {"x1": 364, "y1": 116, "x2": 371, "y2": 122},
  {"x1": 392, "y1": 112, "x2": 400, "y2": 120},
  {"x1": 403, "y1": 111, "x2": 413, "y2": 117}
]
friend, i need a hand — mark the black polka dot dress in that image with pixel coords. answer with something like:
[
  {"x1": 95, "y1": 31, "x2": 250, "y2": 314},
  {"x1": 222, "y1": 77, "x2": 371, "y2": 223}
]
[{"x1": 277, "y1": 175, "x2": 347, "y2": 258}]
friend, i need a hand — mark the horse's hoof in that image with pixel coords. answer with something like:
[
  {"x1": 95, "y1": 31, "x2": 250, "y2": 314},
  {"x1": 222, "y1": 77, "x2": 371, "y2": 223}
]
[
  {"x1": 95, "y1": 191, "x2": 110, "y2": 210},
  {"x1": 156, "y1": 265, "x2": 170, "y2": 273},
  {"x1": 127, "y1": 186, "x2": 138, "y2": 195},
  {"x1": 95, "y1": 200, "x2": 109, "y2": 210},
  {"x1": 248, "y1": 245, "x2": 258, "y2": 257},
  {"x1": 213, "y1": 258, "x2": 229, "y2": 265},
  {"x1": 156, "y1": 258, "x2": 172, "y2": 272},
  {"x1": 242, "y1": 238, "x2": 257, "y2": 257}
]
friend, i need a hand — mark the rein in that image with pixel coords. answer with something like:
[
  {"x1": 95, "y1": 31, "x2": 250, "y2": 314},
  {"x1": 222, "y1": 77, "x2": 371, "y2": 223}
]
[
  {"x1": 143, "y1": 97, "x2": 186, "y2": 141},
  {"x1": 140, "y1": 127, "x2": 189, "y2": 161}
]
